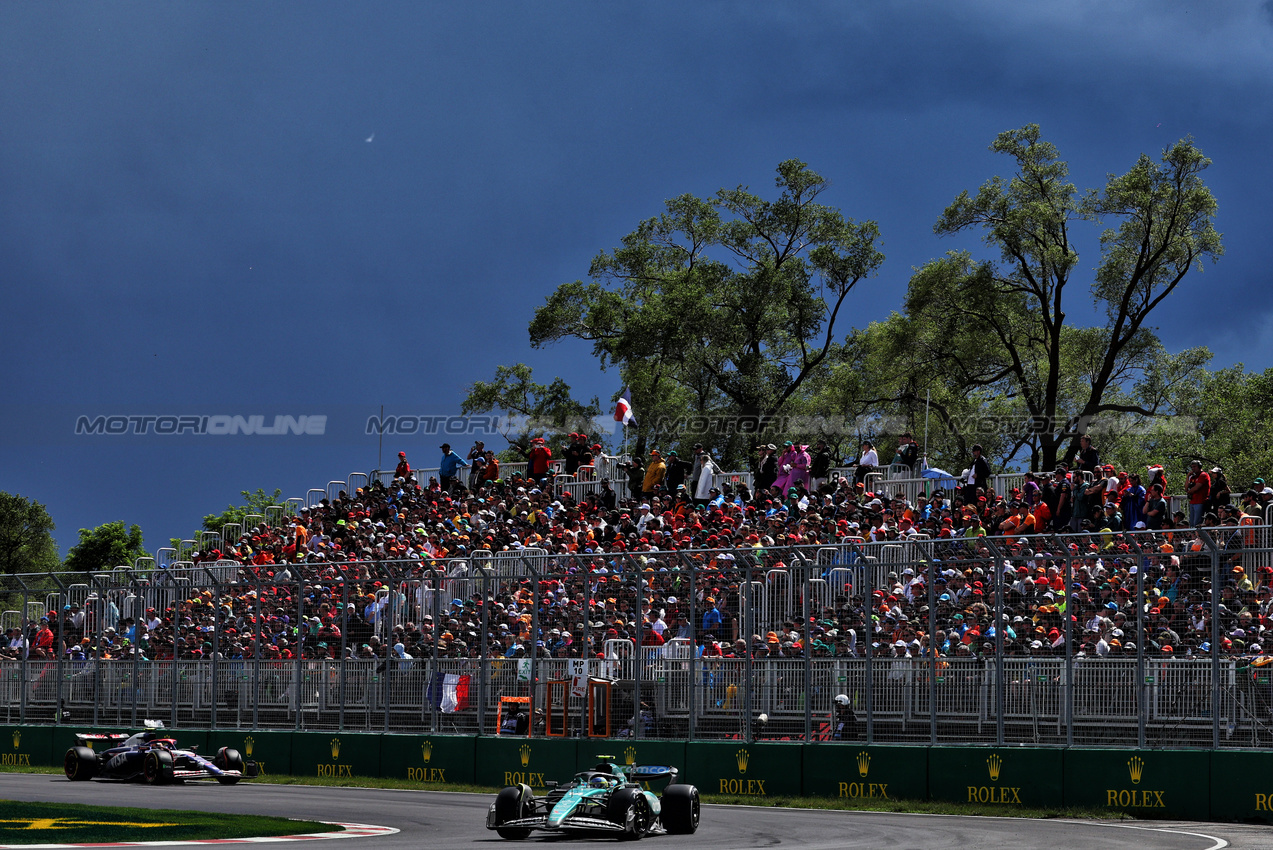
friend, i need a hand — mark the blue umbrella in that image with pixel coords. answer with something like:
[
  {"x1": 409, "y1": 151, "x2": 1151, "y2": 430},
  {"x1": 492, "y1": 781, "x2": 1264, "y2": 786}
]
[{"x1": 922, "y1": 467, "x2": 959, "y2": 490}]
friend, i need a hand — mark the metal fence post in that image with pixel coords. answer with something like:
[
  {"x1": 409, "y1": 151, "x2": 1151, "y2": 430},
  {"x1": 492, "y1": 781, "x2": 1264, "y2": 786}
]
[
  {"x1": 293, "y1": 576, "x2": 304, "y2": 731},
  {"x1": 685, "y1": 552, "x2": 698, "y2": 742},
  {"x1": 19, "y1": 582, "x2": 29, "y2": 724},
  {"x1": 928, "y1": 552, "x2": 937, "y2": 745},
  {"x1": 981, "y1": 536, "x2": 1005, "y2": 746},
  {"x1": 130, "y1": 577, "x2": 142, "y2": 728},
  {"x1": 252, "y1": 576, "x2": 261, "y2": 731},
  {"x1": 1201, "y1": 529, "x2": 1222, "y2": 749},
  {"x1": 862, "y1": 544, "x2": 873, "y2": 745},
  {"x1": 479, "y1": 571, "x2": 490, "y2": 735},
  {"x1": 432, "y1": 573, "x2": 442, "y2": 733},
  {"x1": 744, "y1": 554, "x2": 754, "y2": 744},
  {"x1": 1064, "y1": 537, "x2": 1074, "y2": 747},
  {"x1": 208, "y1": 569, "x2": 221, "y2": 731},
  {"x1": 794, "y1": 550, "x2": 813, "y2": 742},
  {"x1": 338, "y1": 569, "x2": 349, "y2": 732},
  {"x1": 1135, "y1": 540, "x2": 1146, "y2": 749}
]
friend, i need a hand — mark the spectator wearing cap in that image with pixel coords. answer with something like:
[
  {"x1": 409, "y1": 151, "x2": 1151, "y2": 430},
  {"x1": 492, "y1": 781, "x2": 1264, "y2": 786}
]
[
  {"x1": 642, "y1": 451, "x2": 666, "y2": 497},
  {"x1": 664, "y1": 449, "x2": 692, "y2": 493},
  {"x1": 1208, "y1": 467, "x2": 1231, "y2": 513},
  {"x1": 701, "y1": 596, "x2": 722, "y2": 638},
  {"x1": 466, "y1": 441, "x2": 487, "y2": 488},
  {"x1": 395, "y1": 451, "x2": 411, "y2": 480}
]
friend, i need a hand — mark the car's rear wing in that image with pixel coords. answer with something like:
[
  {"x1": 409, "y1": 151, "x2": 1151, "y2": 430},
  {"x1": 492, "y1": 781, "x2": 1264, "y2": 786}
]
[
  {"x1": 73, "y1": 733, "x2": 130, "y2": 745},
  {"x1": 626, "y1": 765, "x2": 679, "y2": 784}
]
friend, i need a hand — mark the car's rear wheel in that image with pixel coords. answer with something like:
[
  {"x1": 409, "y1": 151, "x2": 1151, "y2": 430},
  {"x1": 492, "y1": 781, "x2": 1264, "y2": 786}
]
[
  {"x1": 661, "y1": 784, "x2": 700, "y2": 834},
  {"x1": 143, "y1": 749, "x2": 175, "y2": 785},
  {"x1": 215, "y1": 747, "x2": 244, "y2": 784},
  {"x1": 494, "y1": 784, "x2": 533, "y2": 839},
  {"x1": 607, "y1": 788, "x2": 649, "y2": 840},
  {"x1": 64, "y1": 747, "x2": 97, "y2": 781}
]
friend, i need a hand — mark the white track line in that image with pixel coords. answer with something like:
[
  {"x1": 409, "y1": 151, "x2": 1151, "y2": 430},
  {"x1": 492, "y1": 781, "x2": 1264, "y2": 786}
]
[
  {"x1": 0, "y1": 822, "x2": 398, "y2": 849},
  {"x1": 1058, "y1": 821, "x2": 1227, "y2": 850}
]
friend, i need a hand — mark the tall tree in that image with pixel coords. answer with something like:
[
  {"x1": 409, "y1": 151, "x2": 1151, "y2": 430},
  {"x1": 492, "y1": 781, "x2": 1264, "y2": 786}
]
[
  {"x1": 0, "y1": 492, "x2": 59, "y2": 575},
  {"x1": 920, "y1": 125, "x2": 1220, "y2": 470},
  {"x1": 461, "y1": 363, "x2": 602, "y2": 458},
  {"x1": 64, "y1": 521, "x2": 145, "y2": 573},
  {"x1": 528, "y1": 160, "x2": 884, "y2": 464}
]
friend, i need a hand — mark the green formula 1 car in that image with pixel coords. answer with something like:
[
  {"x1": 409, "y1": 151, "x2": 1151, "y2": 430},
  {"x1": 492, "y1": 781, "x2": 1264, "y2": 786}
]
[{"x1": 486, "y1": 756, "x2": 700, "y2": 840}]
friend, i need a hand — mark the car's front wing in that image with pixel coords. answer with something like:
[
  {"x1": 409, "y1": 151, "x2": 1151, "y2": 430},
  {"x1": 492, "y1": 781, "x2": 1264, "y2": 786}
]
[{"x1": 486, "y1": 813, "x2": 664, "y2": 836}]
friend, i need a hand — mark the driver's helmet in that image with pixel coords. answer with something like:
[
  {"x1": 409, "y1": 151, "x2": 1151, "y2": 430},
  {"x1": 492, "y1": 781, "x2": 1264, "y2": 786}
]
[{"x1": 589, "y1": 775, "x2": 613, "y2": 789}]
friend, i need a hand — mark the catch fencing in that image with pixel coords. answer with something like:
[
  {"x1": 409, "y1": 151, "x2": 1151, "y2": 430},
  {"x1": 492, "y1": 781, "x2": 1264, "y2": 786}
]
[{"x1": 2, "y1": 528, "x2": 1272, "y2": 749}]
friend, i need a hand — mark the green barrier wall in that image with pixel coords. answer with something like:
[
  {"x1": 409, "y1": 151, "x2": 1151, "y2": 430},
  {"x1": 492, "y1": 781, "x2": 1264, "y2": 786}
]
[
  {"x1": 380, "y1": 734, "x2": 476, "y2": 785},
  {"x1": 292, "y1": 731, "x2": 381, "y2": 779},
  {"x1": 928, "y1": 746, "x2": 1063, "y2": 808},
  {"x1": 206, "y1": 729, "x2": 290, "y2": 778},
  {"x1": 0, "y1": 725, "x2": 55, "y2": 768},
  {"x1": 14, "y1": 724, "x2": 1273, "y2": 823},
  {"x1": 475, "y1": 736, "x2": 579, "y2": 790},
  {"x1": 1063, "y1": 748, "x2": 1210, "y2": 821},
  {"x1": 803, "y1": 744, "x2": 927, "y2": 802},
  {"x1": 685, "y1": 741, "x2": 802, "y2": 797},
  {"x1": 1210, "y1": 749, "x2": 1273, "y2": 822}
]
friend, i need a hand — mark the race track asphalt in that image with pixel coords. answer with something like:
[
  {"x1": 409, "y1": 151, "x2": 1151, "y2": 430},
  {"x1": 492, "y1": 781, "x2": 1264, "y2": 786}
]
[{"x1": 0, "y1": 774, "x2": 1265, "y2": 850}]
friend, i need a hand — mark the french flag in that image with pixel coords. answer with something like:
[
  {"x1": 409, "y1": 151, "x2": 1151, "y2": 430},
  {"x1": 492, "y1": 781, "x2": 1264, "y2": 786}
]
[
  {"x1": 441, "y1": 673, "x2": 470, "y2": 713},
  {"x1": 429, "y1": 672, "x2": 471, "y2": 713},
  {"x1": 613, "y1": 388, "x2": 636, "y2": 426}
]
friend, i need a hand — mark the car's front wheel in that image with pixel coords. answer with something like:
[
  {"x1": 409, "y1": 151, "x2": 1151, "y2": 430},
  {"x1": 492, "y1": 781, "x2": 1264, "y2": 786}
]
[
  {"x1": 493, "y1": 784, "x2": 533, "y2": 839},
  {"x1": 143, "y1": 749, "x2": 175, "y2": 785},
  {"x1": 215, "y1": 747, "x2": 244, "y2": 785},
  {"x1": 64, "y1": 747, "x2": 98, "y2": 781},
  {"x1": 607, "y1": 788, "x2": 650, "y2": 840}
]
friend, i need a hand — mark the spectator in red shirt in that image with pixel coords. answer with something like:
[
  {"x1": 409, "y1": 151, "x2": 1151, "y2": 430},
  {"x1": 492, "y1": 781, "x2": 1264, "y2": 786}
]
[{"x1": 1187, "y1": 460, "x2": 1210, "y2": 526}]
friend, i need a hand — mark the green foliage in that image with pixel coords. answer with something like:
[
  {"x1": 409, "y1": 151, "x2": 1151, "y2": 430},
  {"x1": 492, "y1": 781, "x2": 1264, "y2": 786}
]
[
  {"x1": 0, "y1": 491, "x2": 59, "y2": 576},
  {"x1": 461, "y1": 363, "x2": 602, "y2": 453},
  {"x1": 202, "y1": 488, "x2": 285, "y2": 533},
  {"x1": 1102, "y1": 364, "x2": 1273, "y2": 488},
  {"x1": 63, "y1": 521, "x2": 145, "y2": 573},
  {"x1": 900, "y1": 125, "x2": 1219, "y2": 470},
  {"x1": 528, "y1": 159, "x2": 883, "y2": 463}
]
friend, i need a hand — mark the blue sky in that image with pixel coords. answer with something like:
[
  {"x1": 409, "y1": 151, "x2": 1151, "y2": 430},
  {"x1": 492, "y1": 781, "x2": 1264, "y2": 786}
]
[{"x1": 3, "y1": 1, "x2": 1272, "y2": 555}]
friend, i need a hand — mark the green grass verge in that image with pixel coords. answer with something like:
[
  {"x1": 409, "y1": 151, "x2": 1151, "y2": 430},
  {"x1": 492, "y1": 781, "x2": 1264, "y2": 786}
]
[
  {"x1": 0, "y1": 799, "x2": 332, "y2": 844},
  {"x1": 0, "y1": 765, "x2": 1128, "y2": 821}
]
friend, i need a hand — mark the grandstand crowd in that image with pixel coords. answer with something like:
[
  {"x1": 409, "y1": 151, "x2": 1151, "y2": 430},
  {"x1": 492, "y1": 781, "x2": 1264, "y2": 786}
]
[{"x1": 7, "y1": 435, "x2": 1272, "y2": 669}]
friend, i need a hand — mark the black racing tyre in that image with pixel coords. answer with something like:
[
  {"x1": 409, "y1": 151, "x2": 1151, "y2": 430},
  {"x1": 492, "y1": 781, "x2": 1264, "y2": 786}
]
[
  {"x1": 215, "y1": 747, "x2": 244, "y2": 784},
  {"x1": 607, "y1": 787, "x2": 650, "y2": 840},
  {"x1": 494, "y1": 784, "x2": 533, "y2": 839},
  {"x1": 64, "y1": 746, "x2": 98, "y2": 781},
  {"x1": 143, "y1": 749, "x2": 175, "y2": 785},
  {"x1": 661, "y1": 784, "x2": 700, "y2": 834}
]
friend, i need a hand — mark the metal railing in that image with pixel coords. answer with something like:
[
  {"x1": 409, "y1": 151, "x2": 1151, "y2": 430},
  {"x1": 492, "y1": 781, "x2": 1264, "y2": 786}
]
[{"x1": 3, "y1": 527, "x2": 1271, "y2": 747}]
